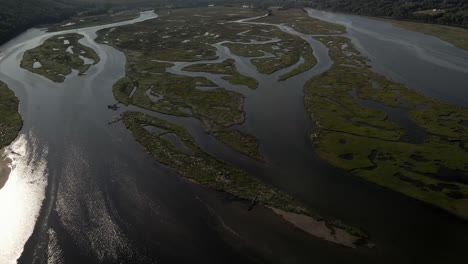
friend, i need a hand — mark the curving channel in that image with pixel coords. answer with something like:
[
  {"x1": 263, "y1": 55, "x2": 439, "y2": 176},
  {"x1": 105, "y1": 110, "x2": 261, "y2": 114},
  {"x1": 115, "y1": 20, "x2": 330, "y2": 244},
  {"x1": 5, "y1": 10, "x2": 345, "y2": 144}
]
[{"x1": 0, "y1": 9, "x2": 467, "y2": 264}]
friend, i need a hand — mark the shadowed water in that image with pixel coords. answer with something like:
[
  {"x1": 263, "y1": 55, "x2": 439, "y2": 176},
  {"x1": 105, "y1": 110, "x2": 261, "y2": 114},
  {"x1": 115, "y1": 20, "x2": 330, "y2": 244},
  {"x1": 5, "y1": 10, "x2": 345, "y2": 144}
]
[{"x1": 0, "y1": 9, "x2": 467, "y2": 264}]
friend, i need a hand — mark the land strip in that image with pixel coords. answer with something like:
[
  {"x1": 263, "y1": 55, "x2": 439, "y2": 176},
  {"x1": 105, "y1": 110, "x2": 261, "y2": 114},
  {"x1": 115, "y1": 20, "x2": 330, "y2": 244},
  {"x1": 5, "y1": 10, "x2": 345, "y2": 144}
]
[
  {"x1": 98, "y1": 7, "x2": 371, "y2": 246},
  {"x1": 21, "y1": 33, "x2": 100, "y2": 82},
  {"x1": 48, "y1": 10, "x2": 140, "y2": 32},
  {"x1": 305, "y1": 34, "x2": 468, "y2": 219},
  {"x1": 182, "y1": 59, "x2": 258, "y2": 89},
  {"x1": 381, "y1": 18, "x2": 468, "y2": 51},
  {"x1": 95, "y1": 7, "x2": 281, "y2": 160},
  {"x1": 0, "y1": 81, "x2": 22, "y2": 189},
  {"x1": 255, "y1": 8, "x2": 346, "y2": 35},
  {"x1": 123, "y1": 111, "x2": 368, "y2": 247},
  {"x1": 250, "y1": 8, "x2": 346, "y2": 80}
]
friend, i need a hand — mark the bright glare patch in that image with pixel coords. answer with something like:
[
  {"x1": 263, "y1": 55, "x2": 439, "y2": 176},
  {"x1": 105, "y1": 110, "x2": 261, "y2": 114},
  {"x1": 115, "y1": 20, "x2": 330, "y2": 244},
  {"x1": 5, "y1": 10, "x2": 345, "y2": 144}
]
[{"x1": 0, "y1": 133, "x2": 48, "y2": 263}]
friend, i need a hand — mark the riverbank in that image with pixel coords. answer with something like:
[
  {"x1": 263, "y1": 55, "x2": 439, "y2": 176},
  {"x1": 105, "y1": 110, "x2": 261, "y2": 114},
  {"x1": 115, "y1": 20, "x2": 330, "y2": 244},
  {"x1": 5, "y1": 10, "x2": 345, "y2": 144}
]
[
  {"x1": 304, "y1": 33, "x2": 468, "y2": 220},
  {"x1": 3, "y1": 7, "x2": 468, "y2": 263},
  {"x1": 99, "y1": 7, "x2": 372, "y2": 247},
  {"x1": 182, "y1": 59, "x2": 258, "y2": 89},
  {"x1": 270, "y1": 207, "x2": 363, "y2": 248},
  {"x1": 0, "y1": 149, "x2": 11, "y2": 190},
  {"x1": 0, "y1": 81, "x2": 21, "y2": 190},
  {"x1": 47, "y1": 10, "x2": 140, "y2": 32},
  {"x1": 122, "y1": 111, "x2": 369, "y2": 247},
  {"x1": 377, "y1": 18, "x2": 468, "y2": 51},
  {"x1": 20, "y1": 33, "x2": 100, "y2": 82}
]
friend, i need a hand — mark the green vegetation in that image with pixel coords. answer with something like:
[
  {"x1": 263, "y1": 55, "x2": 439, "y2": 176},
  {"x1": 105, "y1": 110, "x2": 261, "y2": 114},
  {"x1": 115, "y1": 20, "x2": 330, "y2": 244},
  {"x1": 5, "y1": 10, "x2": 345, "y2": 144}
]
[
  {"x1": 21, "y1": 33, "x2": 100, "y2": 82},
  {"x1": 223, "y1": 42, "x2": 265, "y2": 58},
  {"x1": 255, "y1": 8, "x2": 346, "y2": 35},
  {"x1": 213, "y1": 129, "x2": 262, "y2": 160},
  {"x1": 97, "y1": 8, "x2": 278, "y2": 160},
  {"x1": 384, "y1": 19, "x2": 468, "y2": 51},
  {"x1": 305, "y1": 35, "x2": 468, "y2": 219},
  {"x1": 98, "y1": 7, "x2": 326, "y2": 157},
  {"x1": 250, "y1": 39, "x2": 312, "y2": 76},
  {"x1": 122, "y1": 112, "x2": 267, "y2": 199},
  {"x1": 278, "y1": 44, "x2": 316, "y2": 81},
  {"x1": 123, "y1": 111, "x2": 368, "y2": 241},
  {"x1": 414, "y1": 9, "x2": 446, "y2": 16},
  {"x1": 182, "y1": 59, "x2": 236, "y2": 75},
  {"x1": 0, "y1": 81, "x2": 22, "y2": 149},
  {"x1": 112, "y1": 66, "x2": 261, "y2": 159},
  {"x1": 252, "y1": 8, "x2": 346, "y2": 80},
  {"x1": 0, "y1": 0, "x2": 74, "y2": 44},
  {"x1": 311, "y1": 0, "x2": 468, "y2": 28},
  {"x1": 97, "y1": 7, "x2": 312, "y2": 81},
  {"x1": 222, "y1": 74, "x2": 258, "y2": 89},
  {"x1": 48, "y1": 10, "x2": 139, "y2": 32},
  {"x1": 96, "y1": 7, "x2": 261, "y2": 62},
  {"x1": 99, "y1": 7, "x2": 372, "y2": 242},
  {"x1": 183, "y1": 59, "x2": 258, "y2": 89},
  {"x1": 114, "y1": 71, "x2": 244, "y2": 129}
]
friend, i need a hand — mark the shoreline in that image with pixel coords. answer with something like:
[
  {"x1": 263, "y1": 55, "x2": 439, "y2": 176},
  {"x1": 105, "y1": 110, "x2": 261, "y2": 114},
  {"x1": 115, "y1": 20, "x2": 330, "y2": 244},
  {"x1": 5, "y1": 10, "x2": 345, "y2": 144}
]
[
  {"x1": 0, "y1": 148, "x2": 12, "y2": 190},
  {"x1": 269, "y1": 207, "x2": 362, "y2": 248}
]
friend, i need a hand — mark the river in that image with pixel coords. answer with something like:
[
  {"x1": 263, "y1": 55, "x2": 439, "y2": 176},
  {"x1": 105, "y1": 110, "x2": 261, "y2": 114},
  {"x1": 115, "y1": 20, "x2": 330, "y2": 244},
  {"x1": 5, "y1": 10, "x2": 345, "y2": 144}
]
[{"x1": 0, "y1": 9, "x2": 467, "y2": 264}]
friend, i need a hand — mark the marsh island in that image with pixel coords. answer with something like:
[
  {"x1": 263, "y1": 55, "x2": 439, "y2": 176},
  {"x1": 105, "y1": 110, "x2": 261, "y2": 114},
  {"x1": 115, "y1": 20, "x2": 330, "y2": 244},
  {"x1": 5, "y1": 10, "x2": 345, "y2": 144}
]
[
  {"x1": 21, "y1": 33, "x2": 100, "y2": 82},
  {"x1": 95, "y1": 6, "x2": 468, "y2": 243},
  {"x1": 13, "y1": 5, "x2": 468, "y2": 256}
]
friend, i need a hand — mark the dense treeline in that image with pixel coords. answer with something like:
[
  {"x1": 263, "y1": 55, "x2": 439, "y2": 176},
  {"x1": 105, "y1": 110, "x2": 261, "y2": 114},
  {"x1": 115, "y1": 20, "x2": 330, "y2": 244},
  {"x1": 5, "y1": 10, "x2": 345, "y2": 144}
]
[
  {"x1": 0, "y1": 0, "x2": 159, "y2": 44},
  {"x1": 2, "y1": 0, "x2": 467, "y2": 45},
  {"x1": 0, "y1": 0, "x2": 75, "y2": 44},
  {"x1": 0, "y1": 0, "x2": 303, "y2": 44},
  {"x1": 309, "y1": 0, "x2": 468, "y2": 28}
]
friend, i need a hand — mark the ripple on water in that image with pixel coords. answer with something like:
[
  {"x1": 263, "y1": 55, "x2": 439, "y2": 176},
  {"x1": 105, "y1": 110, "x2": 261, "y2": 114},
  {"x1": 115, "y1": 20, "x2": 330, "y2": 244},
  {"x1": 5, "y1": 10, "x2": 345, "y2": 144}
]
[
  {"x1": 47, "y1": 228, "x2": 64, "y2": 264},
  {"x1": 55, "y1": 144, "x2": 132, "y2": 262},
  {"x1": 0, "y1": 133, "x2": 49, "y2": 264}
]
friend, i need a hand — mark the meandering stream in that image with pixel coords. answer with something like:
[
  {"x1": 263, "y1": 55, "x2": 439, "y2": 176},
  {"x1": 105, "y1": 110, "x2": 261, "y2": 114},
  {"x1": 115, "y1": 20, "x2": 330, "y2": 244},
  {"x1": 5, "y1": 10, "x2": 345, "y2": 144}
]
[{"x1": 0, "y1": 9, "x2": 467, "y2": 264}]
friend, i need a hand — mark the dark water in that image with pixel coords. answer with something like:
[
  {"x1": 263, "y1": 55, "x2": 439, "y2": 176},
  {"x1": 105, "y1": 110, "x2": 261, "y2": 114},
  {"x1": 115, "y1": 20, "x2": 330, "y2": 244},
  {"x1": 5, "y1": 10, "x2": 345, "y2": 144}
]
[
  {"x1": 306, "y1": 9, "x2": 468, "y2": 107},
  {"x1": 349, "y1": 89, "x2": 427, "y2": 143},
  {"x1": 0, "y1": 9, "x2": 467, "y2": 264}
]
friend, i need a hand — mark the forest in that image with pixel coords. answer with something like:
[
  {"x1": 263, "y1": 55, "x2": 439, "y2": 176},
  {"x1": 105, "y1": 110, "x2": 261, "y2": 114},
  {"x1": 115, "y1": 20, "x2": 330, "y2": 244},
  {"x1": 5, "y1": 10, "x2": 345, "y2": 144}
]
[
  {"x1": 0, "y1": 0, "x2": 301, "y2": 45},
  {"x1": 0, "y1": 0, "x2": 157, "y2": 44},
  {"x1": 309, "y1": 0, "x2": 468, "y2": 28},
  {"x1": 1, "y1": 0, "x2": 467, "y2": 45},
  {"x1": 0, "y1": 0, "x2": 75, "y2": 44}
]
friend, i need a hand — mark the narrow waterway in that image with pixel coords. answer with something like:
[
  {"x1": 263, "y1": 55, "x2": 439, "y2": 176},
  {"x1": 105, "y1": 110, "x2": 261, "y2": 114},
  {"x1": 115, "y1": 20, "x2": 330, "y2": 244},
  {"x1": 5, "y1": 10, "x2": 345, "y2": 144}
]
[
  {"x1": 306, "y1": 8, "x2": 468, "y2": 107},
  {"x1": 0, "y1": 11, "x2": 370, "y2": 264},
  {"x1": 0, "y1": 9, "x2": 467, "y2": 264},
  {"x1": 149, "y1": 12, "x2": 468, "y2": 264}
]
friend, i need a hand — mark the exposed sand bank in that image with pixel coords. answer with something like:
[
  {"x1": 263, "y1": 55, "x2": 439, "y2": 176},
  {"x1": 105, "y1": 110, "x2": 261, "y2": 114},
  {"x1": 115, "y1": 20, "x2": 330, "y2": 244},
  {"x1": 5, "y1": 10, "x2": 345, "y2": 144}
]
[
  {"x1": 0, "y1": 148, "x2": 12, "y2": 190},
  {"x1": 270, "y1": 207, "x2": 360, "y2": 248}
]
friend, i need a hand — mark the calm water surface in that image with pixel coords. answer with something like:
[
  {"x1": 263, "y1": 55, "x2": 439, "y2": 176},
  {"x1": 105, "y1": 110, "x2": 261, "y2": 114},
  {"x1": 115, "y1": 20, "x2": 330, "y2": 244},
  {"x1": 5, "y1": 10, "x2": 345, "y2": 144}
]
[{"x1": 0, "y1": 9, "x2": 467, "y2": 264}]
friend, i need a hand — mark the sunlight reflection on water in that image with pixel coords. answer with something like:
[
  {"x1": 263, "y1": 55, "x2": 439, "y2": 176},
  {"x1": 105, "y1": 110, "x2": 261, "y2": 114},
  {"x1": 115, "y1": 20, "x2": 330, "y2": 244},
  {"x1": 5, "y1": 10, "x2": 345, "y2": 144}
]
[{"x1": 0, "y1": 133, "x2": 48, "y2": 263}]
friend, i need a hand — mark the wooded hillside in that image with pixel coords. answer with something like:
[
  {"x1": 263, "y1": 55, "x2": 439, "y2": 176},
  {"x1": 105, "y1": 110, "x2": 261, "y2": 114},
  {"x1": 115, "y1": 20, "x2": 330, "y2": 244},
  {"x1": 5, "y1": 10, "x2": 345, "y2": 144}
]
[{"x1": 309, "y1": 0, "x2": 468, "y2": 27}]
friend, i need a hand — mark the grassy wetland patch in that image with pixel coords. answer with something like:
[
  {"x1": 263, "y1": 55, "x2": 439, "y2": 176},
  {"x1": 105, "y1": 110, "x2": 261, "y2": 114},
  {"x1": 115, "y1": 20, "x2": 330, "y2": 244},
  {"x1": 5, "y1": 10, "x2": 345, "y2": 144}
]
[
  {"x1": 96, "y1": 7, "x2": 263, "y2": 62},
  {"x1": 247, "y1": 8, "x2": 346, "y2": 80},
  {"x1": 98, "y1": 7, "x2": 269, "y2": 175},
  {"x1": 0, "y1": 81, "x2": 22, "y2": 149},
  {"x1": 212, "y1": 129, "x2": 262, "y2": 160},
  {"x1": 97, "y1": 8, "x2": 262, "y2": 158},
  {"x1": 48, "y1": 10, "x2": 139, "y2": 32},
  {"x1": 255, "y1": 8, "x2": 346, "y2": 35},
  {"x1": 99, "y1": 7, "x2": 372, "y2": 245},
  {"x1": 21, "y1": 33, "x2": 99, "y2": 82},
  {"x1": 381, "y1": 18, "x2": 468, "y2": 51},
  {"x1": 305, "y1": 34, "x2": 468, "y2": 219},
  {"x1": 248, "y1": 29, "x2": 314, "y2": 77},
  {"x1": 123, "y1": 111, "x2": 369, "y2": 247},
  {"x1": 182, "y1": 59, "x2": 258, "y2": 89},
  {"x1": 222, "y1": 25, "x2": 317, "y2": 80}
]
